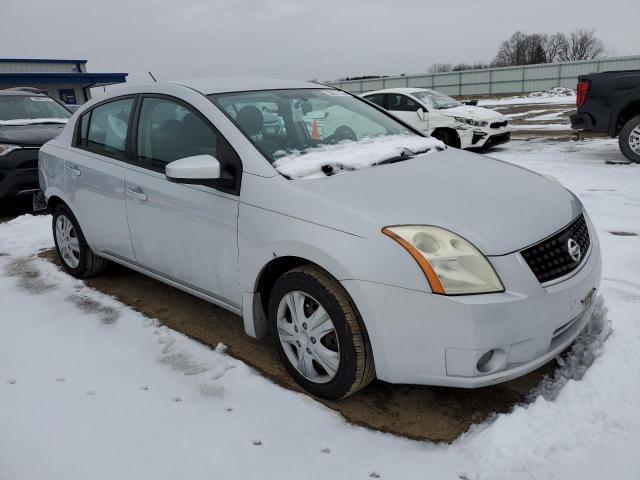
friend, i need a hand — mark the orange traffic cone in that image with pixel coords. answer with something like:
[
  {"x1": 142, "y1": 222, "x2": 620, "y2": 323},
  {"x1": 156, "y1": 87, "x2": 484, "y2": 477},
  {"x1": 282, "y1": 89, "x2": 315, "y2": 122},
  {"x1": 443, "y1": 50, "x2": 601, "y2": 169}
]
[{"x1": 311, "y1": 120, "x2": 320, "y2": 140}]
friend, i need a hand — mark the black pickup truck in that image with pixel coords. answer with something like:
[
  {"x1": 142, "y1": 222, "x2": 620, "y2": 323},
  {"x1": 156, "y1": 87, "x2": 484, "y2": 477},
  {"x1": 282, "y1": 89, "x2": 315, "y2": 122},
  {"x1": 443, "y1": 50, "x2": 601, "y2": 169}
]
[{"x1": 570, "y1": 70, "x2": 640, "y2": 163}]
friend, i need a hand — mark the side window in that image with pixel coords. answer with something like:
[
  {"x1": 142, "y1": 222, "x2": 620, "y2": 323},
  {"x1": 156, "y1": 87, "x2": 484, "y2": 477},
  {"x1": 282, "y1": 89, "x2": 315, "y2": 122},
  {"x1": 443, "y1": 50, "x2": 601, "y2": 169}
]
[
  {"x1": 387, "y1": 94, "x2": 419, "y2": 112},
  {"x1": 136, "y1": 97, "x2": 217, "y2": 172},
  {"x1": 364, "y1": 94, "x2": 385, "y2": 108},
  {"x1": 85, "y1": 98, "x2": 135, "y2": 160}
]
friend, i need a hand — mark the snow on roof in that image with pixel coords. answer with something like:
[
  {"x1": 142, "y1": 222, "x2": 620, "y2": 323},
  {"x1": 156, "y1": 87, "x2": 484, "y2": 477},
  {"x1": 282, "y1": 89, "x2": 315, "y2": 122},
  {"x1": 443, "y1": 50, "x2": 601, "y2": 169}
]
[{"x1": 273, "y1": 134, "x2": 445, "y2": 180}]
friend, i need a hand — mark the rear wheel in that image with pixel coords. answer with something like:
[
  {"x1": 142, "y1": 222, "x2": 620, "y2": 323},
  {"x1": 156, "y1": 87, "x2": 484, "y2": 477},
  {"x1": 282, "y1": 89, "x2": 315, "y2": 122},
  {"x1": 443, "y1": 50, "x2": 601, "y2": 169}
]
[
  {"x1": 269, "y1": 265, "x2": 375, "y2": 399},
  {"x1": 619, "y1": 115, "x2": 640, "y2": 163},
  {"x1": 52, "y1": 204, "x2": 107, "y2": 278}
]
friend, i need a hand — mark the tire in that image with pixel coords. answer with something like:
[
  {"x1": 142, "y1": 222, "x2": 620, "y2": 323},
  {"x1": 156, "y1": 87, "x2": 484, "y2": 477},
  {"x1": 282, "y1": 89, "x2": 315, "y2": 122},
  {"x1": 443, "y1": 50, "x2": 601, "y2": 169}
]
[
  {"x1": 619, "y1": 115, "x2": 640, "y2": 163},
  {"x1": 268, "y1": 265, "x2": 375, "y2": 400},
  {"x1": 52, "y1": 204, "x2": 107, "y2": 278}
]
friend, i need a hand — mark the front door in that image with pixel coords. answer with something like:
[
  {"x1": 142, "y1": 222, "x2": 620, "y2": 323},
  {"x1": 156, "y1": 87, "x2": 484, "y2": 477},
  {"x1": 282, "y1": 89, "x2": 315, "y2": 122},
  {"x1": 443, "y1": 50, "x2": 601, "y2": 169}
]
[
  {"x1": 385, "y1": 93, "x2": 429, "y2": 132},
  {"x1": 124, "y1": 96, "x2": 241, "y2": 308}
]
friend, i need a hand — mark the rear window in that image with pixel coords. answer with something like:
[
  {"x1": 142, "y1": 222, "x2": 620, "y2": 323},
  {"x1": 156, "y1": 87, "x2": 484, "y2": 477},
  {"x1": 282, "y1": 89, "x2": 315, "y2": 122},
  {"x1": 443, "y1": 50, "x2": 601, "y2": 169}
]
[{"x1": 79, "y1": 98, "x2": 135, "y2": 160}]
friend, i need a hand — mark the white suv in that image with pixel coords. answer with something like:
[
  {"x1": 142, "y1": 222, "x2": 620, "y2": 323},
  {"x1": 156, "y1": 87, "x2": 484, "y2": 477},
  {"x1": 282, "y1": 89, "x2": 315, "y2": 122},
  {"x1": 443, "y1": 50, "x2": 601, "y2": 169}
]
[
  {"x1": 39, "y1": 78, "x2": 600, "y2": 400},
  {"x1": 362, "y1": 88, "x2": 510, "y2": 149}
]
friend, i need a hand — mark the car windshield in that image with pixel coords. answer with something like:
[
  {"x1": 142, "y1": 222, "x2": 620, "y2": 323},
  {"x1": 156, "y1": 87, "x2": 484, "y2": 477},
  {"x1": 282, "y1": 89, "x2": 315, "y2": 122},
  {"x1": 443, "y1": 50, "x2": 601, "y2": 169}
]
[
  {"x1": 209, "y1": 88, "x2": 418, "y2": 162},
  {"x1": 411, "y1": 90, "x2": 461, "y2": 110},
  {"x1": 0, "y1": 95, "x2": 71, "y2": 125},
  {"x1": 210, "y1": 88, "x2": 444, "y2": 179}
]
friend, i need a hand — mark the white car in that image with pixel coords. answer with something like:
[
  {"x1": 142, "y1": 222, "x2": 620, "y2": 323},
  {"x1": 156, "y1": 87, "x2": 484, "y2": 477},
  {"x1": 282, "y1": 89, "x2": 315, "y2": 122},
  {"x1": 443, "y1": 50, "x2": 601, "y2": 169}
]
[
  {"x1": 362, "y1": 88, "x2": 511, "y2": 149},
  {"x1": 39, "y1": 78, "x2": 600, "y2": 400}
]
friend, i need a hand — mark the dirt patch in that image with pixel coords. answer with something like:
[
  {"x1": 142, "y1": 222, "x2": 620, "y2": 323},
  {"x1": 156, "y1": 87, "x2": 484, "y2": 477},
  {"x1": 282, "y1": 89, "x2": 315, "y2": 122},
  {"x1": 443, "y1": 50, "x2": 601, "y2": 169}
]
[{"x1": 40, "y1": 249, "x2": 558, "y2": 442}]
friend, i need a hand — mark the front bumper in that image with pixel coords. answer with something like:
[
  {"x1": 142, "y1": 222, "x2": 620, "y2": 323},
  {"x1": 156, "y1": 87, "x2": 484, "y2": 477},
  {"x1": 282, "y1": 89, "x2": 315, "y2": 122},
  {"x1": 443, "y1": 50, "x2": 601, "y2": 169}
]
[
  {"x1": 342, "y1": 219, "x2": 602, "y2": 387},
  {"x1": 459, "y1": 125, "x2": 511, "y2": 149},
  {"x1": 0, "y1": 148, "x2": 40, "y2": 199}
]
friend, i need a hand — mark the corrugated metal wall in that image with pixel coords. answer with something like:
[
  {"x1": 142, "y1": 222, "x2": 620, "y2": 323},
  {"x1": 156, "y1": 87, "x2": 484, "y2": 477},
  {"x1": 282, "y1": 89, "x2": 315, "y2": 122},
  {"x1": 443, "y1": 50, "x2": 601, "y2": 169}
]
[{"x1": 326, "y1": 55, "x2": 640, "y2": 96}]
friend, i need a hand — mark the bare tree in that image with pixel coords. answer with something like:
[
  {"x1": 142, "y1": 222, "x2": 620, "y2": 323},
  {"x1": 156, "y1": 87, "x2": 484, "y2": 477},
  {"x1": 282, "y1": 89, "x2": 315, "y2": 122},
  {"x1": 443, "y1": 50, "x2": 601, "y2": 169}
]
[
  {"x1": 428, "y1": 63, "x2": 453, "y2": 73},
  {"x1": 492, "y1": 29, "x2": 605, "y2": 66},
  {"x1": 492, "y1": 31, "x2": 531, "y2": 66},
  {"x1": 558, "y1": 29, "x2": 605, "y2": 61},
  {"x1": 545, "y1": 33, "x2": 568, "y2": 63}
]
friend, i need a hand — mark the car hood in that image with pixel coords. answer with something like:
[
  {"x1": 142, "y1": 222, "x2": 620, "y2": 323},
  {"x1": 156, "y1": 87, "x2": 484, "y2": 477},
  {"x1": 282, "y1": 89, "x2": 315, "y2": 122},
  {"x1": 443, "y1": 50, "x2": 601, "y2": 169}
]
[
  {"x1": 438, "y1": 105, "x2": 505, "y2": 122},
  {"x1": 294, "y1": 149, "x2": 582, "y2": 256},
  {"x1": 0, "y1": 124, "x2": 65, "y2": 147}
]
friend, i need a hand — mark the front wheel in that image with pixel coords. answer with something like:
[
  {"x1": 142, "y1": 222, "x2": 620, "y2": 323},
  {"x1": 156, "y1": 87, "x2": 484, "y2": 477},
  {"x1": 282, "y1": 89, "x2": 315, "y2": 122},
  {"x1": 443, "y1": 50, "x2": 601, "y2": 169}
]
[
  {"x1": 269, "y1": 266, "x2": 375, "y2": 400},
  {"x1": 619, "y1": 115, "x2": 640, "y2": 163}
]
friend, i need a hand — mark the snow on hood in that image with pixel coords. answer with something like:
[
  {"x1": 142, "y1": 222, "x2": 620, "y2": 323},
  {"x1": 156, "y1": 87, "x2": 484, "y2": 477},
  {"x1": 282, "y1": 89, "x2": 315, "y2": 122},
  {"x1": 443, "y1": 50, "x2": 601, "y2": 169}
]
[
  {"x1": 0, "y1": 118, "x2": 69, "y2": 126},
  {"x1": 438, "y1": 105, "x2": 505, "y2": 122},
  {"x1": 273, "y1": 135, "x2": 445, "y2": 180}
]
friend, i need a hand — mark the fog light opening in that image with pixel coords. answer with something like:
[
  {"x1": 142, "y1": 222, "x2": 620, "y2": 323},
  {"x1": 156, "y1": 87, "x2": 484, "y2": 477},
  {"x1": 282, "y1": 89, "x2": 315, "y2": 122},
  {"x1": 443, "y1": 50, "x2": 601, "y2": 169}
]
[{"x1": 476, "y1": 348, "x2": 506, "y2": 374}]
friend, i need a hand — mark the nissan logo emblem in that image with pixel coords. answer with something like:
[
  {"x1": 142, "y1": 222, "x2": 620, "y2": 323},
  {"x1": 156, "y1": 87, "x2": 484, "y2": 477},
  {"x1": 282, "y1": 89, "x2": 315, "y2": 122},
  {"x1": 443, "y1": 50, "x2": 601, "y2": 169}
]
[{"x1": 567, "y1": 238, "x2": 582, "y2": 263}]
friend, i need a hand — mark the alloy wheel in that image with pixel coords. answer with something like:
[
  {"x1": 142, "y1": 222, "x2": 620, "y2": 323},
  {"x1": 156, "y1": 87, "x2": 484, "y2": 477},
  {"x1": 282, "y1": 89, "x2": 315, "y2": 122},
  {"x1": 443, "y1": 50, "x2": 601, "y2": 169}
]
[{"x1": 629, "y1": 125, "x2": 640, "y2": 155}]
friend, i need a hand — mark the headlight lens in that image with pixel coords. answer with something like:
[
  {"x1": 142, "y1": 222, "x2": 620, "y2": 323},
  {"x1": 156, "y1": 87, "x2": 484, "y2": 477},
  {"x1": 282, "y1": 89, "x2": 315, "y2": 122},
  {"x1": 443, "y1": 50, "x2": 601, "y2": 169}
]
[
  {"x1": 453, "y1": 117, "x2": 488, "y2": 128},
  {"x1": 383, "y1": 226, "x2": 504, "y2": 295},
  {"x1": 0, "y1": 144, "x2": 21, "y2": 156}
]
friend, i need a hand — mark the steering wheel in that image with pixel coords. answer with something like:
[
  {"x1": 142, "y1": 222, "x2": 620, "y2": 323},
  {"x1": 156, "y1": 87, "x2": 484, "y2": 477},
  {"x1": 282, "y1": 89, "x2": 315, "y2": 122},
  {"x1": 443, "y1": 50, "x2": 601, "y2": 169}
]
[{"x1": 325, "y1": 125, "x2": 357, "y2": 144}]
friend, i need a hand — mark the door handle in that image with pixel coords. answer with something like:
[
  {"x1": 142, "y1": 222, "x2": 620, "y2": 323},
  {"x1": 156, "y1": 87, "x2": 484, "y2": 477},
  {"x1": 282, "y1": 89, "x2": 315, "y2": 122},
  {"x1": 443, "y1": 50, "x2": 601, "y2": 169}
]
[
  {"x1": 126, "y1": 187, "x2": 148, "y2": 201},
  {"x1": 66, "y1": 164, "x2": 81, "y2": 177}
]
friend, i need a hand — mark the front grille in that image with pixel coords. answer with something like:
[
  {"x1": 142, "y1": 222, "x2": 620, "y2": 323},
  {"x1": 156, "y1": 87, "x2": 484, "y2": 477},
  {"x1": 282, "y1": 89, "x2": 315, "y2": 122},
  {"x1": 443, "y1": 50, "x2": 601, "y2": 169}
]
[
  {"x1": 490, "y1": 120, "x2": 508, "y2": 129},
  {"x1": 521, "y1": 215, "x2": 590, "y2": 284}
]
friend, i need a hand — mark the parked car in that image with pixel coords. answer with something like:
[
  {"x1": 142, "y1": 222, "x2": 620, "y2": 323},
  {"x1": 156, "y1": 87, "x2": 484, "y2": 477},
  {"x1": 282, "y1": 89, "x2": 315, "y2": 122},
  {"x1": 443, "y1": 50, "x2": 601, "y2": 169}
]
[
  {"x1": 362, "y1": 88, "x2": 511, "y2": 149},
  {"x1": 0, "y1": 88, "x2": 71, "y2": 201},
  {"x1": 39, "y1": 78, "x2": 601, "y2": 400},
  {"x1": 570, "y1": 70, "x2": 640, "y2": 163}
]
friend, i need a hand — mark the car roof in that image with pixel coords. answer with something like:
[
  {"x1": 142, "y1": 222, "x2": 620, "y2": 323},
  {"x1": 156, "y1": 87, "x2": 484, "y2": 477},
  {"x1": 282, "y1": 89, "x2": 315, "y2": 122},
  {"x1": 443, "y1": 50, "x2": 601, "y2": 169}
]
[
  {"x1": 362, "y1": 88, "x2": 433, "y2": 96},
  {"x1": 165, "y1": 77, "x2": 327, "y2": 95}
]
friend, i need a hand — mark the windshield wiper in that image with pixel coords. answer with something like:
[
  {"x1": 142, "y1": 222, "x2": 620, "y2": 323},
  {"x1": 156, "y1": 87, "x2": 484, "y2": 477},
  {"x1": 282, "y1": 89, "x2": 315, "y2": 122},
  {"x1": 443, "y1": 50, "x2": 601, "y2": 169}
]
[{"x1": 375, "y1": 148, "x2": 416, "y2": 166}]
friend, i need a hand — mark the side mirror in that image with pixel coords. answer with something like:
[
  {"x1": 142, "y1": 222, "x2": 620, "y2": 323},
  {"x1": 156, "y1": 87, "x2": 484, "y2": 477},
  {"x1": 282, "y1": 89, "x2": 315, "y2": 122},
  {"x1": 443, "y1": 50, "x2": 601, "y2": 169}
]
[
  {"x1": 166, "y1": 154, "x2": 225, "y2": 186},
  {"x1": 417, "y1": 108, "x2": 426, "y2": 121}
]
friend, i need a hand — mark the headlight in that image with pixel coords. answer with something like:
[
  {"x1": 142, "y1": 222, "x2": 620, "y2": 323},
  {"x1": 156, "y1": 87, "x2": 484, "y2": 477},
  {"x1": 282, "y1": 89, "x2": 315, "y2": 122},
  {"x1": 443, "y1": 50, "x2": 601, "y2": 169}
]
[
  {"x1": 382, "y1": 226, "x2": 504, "y2": 295},
  {"x1": 453, "y1": 117, "x2": 488, "y2": 128},
  {"x1": 0, "y1": 144, "x2": 21, "y2": 156}
]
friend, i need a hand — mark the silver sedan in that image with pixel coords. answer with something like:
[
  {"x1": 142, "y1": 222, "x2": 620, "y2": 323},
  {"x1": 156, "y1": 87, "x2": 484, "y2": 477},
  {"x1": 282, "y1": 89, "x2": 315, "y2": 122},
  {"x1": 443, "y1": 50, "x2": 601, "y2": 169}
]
[{"x1": 39, "y1": 78, "x2": 601, "y2": 399}]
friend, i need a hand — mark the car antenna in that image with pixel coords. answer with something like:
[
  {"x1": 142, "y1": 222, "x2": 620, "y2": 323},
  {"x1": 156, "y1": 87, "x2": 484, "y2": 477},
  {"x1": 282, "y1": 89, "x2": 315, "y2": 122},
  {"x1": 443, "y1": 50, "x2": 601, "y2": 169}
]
[{"x1": 148, "y1": 71, "x2": 158, "y2": 82}]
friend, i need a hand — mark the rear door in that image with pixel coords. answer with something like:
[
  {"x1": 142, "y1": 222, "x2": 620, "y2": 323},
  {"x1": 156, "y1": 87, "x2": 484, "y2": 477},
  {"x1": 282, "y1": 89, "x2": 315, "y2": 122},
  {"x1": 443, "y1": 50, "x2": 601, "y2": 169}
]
[
  {"x1": 66, "y1": 96, "x2": 136, "y2": 260},
  {"x1": 124, "y1": 95, "x2": 242, "y2": 308}
]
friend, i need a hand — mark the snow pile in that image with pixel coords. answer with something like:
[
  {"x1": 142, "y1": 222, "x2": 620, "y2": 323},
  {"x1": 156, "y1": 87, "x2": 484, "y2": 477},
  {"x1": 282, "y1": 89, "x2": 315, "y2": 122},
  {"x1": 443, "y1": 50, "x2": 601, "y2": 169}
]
[
  {"x1": 528, "y1": 87, "x2": 575, "y2": 98},
  {"x1": 273, "y1": 135, "x2": 445, "y2": 180},
  {"x1": 0, "y1": 118, "x2": 68, "y2": 126}
]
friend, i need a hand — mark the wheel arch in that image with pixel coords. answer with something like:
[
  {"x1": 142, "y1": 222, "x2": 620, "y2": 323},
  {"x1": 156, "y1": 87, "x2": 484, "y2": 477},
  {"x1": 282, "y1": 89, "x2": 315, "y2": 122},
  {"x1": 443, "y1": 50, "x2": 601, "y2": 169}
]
[
  {"x1": 609, "y1": 96, "x2": 640, "y2": 137},
  {"x1": 431, "y1": 127, "x2": 461, "y2": 148},
  {"x1": 242, "y1": 251, "x2": 360, "y2": 340}
]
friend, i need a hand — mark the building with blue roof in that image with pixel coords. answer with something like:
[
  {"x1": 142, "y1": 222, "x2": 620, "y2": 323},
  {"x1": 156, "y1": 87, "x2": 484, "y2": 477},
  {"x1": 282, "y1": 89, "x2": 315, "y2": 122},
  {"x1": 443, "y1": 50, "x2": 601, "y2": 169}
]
[{"x1": 0, "y1": 58, "x2": 127, "y2": 105}]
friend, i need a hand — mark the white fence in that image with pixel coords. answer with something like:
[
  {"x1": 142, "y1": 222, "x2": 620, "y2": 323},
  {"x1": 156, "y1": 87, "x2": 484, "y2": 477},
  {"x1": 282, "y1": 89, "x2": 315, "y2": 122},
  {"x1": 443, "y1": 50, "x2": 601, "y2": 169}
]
[{"x1": 325, "y1": 55, "x2": 640, "y2": 96}]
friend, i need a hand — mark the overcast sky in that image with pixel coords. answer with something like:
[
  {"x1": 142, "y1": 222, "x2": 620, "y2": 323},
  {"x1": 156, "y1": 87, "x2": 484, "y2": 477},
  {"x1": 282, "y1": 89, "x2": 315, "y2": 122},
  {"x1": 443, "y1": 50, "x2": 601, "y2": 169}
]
[{"x1": 1, "y1": 0, "x2": 639, "y2": 85}]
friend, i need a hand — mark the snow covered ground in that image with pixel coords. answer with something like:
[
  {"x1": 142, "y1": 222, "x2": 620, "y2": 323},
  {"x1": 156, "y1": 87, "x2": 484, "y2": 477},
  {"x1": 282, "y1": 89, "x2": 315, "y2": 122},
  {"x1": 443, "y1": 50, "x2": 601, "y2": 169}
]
[{"x1": 2, "y1": 138, "x2": 640, "y2": 480}]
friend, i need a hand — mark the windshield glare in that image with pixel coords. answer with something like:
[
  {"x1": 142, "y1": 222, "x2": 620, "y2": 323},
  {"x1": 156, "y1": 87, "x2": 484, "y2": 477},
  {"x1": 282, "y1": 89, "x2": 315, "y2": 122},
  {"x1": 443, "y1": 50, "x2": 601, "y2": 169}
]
[
  {"x1": 210, "y1": 89, "x2": 414, "y2": 163},
  {"x1": 411, "y1": 90, "x2": 461, "y2": 110},
  {"x1": 0, "y1": 95, "x2": 71, "y2": 122}
]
